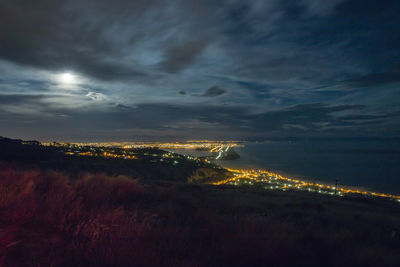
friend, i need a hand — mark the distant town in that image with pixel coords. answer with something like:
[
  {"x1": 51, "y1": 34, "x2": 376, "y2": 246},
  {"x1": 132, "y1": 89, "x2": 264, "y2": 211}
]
[
  {"x1": 40, "y1": 140, "x2": 400, "y2": 202},
  {"x1": 42, "y1": 140, "x2": 242, "y2": 161}
]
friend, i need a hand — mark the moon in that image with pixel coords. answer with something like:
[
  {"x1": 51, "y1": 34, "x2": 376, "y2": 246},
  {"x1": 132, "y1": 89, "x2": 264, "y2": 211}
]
[{"x1": 58, "y1": 72, "x2": 76, "y2": 84}]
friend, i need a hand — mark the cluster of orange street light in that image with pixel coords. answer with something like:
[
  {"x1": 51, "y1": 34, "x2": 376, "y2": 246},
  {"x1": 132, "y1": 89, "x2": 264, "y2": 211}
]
[
  {"x1": 45, "y1": 140, "x2": 242, "y2": 151},
  {"x1": 65, "y1": 151, "x2": 137, "y2": 160},
  {"x1": 211, "y1": 168, "x2": 400, "y2": 202}
]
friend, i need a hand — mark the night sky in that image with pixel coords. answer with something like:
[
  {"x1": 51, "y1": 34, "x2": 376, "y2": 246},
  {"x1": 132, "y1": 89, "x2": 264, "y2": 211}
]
[{"x1": 1, "y1": 0, "x2": 399, "y2": 141}]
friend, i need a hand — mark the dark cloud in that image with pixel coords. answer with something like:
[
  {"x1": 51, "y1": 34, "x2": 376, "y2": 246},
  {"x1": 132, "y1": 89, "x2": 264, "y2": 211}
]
[
  {"x1": 1, "y1": 95, "x2": 399, "y2": 140},
  {"x1": 0, "y1": 94, "x2": 48, "y2": 105},
  {"x1": 3, "y1": 100, "x2": 397, "y2": 140},
  {"x1": 115, "y1": 104, "x2": 131, "y2": 109},
  {"x1": 243, "y1": 103, "x2": 367, "y2": 133},
  {"x1": 345, "y1": 72, "x2": 400, "y2": 87},
  {"x1": 1, "y1": 0, "x2": 400, "y2": 140},
  {"x1": 0, "y1": 0, "x2": 154, "y2": 81},
  {"x1": 338, "y1": 114, "x2": 389, "y2": 121},
  {"x1": 160, "y1": 40, "x2": 209, "y2": 73},
  {"x1": 301, "y1": 0, "x2": 346, "y2": 16},
  {"x1": 195, "y1": 86, "x2": 227, "y2": 97}
]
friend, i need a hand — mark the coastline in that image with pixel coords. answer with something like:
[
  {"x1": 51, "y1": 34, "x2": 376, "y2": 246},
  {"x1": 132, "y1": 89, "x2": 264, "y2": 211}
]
[{"x1": 169, "y1": 141, "x2": 400, "y2": 196}]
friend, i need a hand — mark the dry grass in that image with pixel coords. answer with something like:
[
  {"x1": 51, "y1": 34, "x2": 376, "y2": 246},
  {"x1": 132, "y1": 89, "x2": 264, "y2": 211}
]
[{"x1": 1, "y1": 162, "x2": 400, "y2": 266}]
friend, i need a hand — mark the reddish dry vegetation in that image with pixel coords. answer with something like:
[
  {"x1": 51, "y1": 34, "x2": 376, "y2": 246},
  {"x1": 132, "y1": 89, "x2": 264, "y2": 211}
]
[
  {"x1": 1, "y1": 162, "x2": 400, "y2": 266},
  {"x1": 0, "y1": 165, "x2": 149, "y2": 266}
]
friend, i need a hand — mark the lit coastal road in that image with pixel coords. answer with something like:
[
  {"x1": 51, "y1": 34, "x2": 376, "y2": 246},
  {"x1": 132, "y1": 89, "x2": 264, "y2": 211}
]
[{"x1": 211, "y1": 168, "x2": 400, "y2": 202}]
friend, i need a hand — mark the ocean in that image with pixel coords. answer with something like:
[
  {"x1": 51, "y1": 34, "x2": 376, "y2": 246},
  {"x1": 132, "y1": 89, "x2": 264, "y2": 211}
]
[{"x1": 216, "y1": 140, "x2": 400, "y2": 194}]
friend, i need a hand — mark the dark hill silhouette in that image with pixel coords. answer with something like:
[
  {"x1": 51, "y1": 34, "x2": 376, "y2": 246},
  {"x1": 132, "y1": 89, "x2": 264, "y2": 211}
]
[{"x1": 0, "y1": 136, "x2": 231, "y2": 182}]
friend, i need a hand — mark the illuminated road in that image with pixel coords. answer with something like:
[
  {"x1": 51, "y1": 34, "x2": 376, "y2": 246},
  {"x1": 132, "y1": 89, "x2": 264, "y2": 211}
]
[{"x1": 211, "y1": 168, "x2": 400, "y2": 202}]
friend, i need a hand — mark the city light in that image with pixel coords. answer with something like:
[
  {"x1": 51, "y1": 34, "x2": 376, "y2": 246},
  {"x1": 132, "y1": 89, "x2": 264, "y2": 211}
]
[
  {"x1": 210, "y1": 168, "x2": 400, "y2": 202},
  {"x1": 44, "y1": 141, "x2": 400, "y2": 202}
]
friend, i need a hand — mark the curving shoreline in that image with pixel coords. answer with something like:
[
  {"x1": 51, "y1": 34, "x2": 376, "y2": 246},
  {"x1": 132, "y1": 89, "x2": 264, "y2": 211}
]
[
  {"x1": 167, "y1": 142, "x2": 400, "y2": 200},
  {"x1": 209, "y1": 167, "x2": 400, "y2": 202}
]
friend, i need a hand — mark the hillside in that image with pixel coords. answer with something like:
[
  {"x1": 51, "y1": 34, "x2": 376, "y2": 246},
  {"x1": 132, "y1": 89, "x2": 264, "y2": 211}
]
[
  {"x1": 0, "y1": 136, "x2": 231, "y2": 182},
  {"x1": 0, "y1": 137, "x2": 400, "y2": 266}
]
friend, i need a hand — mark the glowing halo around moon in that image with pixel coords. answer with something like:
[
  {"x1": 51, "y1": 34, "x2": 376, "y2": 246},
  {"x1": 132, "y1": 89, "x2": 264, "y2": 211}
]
[{"x1": 58, "y1": 72, "x2": 77, "y2": 85}]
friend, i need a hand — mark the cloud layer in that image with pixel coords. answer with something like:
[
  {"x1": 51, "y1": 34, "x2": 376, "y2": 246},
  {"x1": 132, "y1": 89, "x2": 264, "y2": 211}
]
[{"x1": 0, "y1": 0, "x2": 399, "y2": 140}]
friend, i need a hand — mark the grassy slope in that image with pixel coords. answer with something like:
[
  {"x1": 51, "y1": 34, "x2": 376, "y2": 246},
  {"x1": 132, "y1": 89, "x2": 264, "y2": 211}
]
[
  {"x1": 0, "y1": 138, "x2": 400, "y2": 266},
  {"x1": 1, "y1": 164, "x2": 400, "y2": 266},
  {"x1": 0, "y1": 137, "x2": 230, "y2": 182}
]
